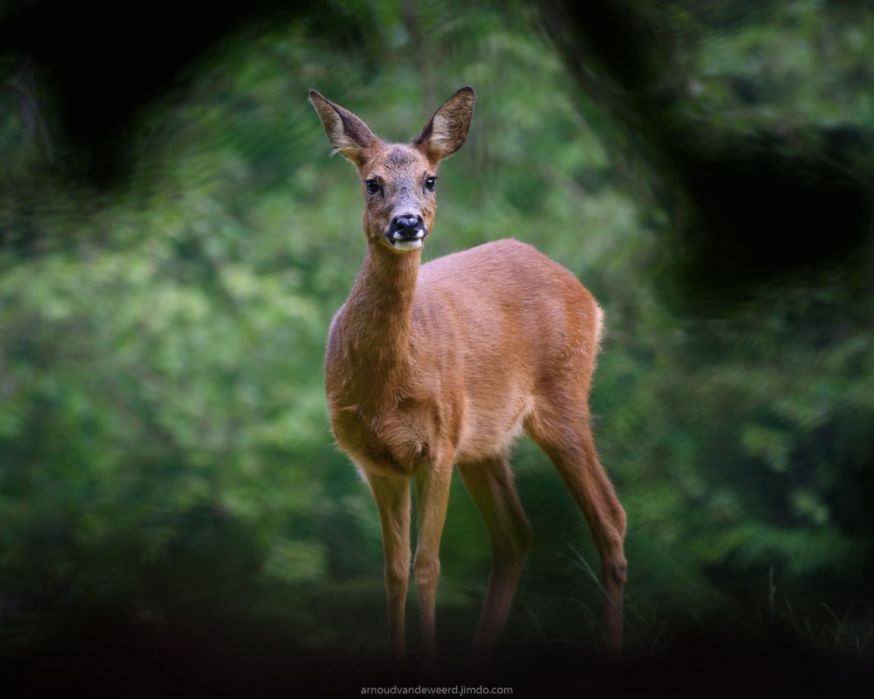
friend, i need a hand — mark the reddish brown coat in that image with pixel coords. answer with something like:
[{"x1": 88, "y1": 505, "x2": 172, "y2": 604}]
[{"x1": 310, "y1": 87, "x2": 626, "y2": 668}]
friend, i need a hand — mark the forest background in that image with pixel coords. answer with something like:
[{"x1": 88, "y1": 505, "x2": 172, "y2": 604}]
[{"x1": 1, "y1": 0, "x2": 872, "y2": 693}]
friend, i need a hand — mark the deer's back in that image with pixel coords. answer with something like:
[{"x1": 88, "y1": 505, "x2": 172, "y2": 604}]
[
  {"x1": 413, "y1": 239, "x2": 603, "y2": 459},
  {"x1": 417, "y1": 238, "x2": 601, "y2": 362}
]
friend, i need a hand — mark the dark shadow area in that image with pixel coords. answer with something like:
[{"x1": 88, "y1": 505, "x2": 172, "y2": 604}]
[
  {"x1": 0, "y1": 0, "x2": 317, "y2": 183},
  {"x1": 3, "y1": 622, "x2": 873, "y2": 697},
  {"x1": 540, "y1": 0, "x2": 874, "y2": 310}
]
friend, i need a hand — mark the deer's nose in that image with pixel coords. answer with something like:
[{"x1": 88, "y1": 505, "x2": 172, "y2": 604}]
[{"x1": 390, "y1": 214, "x2": 424, "y2": 239}]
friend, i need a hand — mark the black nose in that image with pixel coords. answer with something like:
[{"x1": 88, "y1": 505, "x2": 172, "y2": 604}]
[{"x1": 390, "y1": 214, "x2": 423, "y2": 238}]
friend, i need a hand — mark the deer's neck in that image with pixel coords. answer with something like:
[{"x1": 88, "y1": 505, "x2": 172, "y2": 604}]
[{"x1": 329, "y1": 243, "x2": 421, "y2": 406}]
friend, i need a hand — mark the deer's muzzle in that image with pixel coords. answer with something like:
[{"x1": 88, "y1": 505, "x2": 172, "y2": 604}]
[{"x1": 387, "y1": 214, "x2": 428, "y2": 251}]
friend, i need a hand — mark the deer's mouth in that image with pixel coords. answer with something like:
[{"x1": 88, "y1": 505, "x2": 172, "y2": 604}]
[{"x1": 386, "y1": 228, "x2": 428, "y2": 251}]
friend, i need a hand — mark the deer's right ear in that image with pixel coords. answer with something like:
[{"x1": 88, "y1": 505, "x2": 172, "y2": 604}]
[
  {"x1": 413, "y1": 86, "x2": 476, "y2": 162},
  {"x1": 308, "y1": 90, "x2": 378, "y2": 166}
]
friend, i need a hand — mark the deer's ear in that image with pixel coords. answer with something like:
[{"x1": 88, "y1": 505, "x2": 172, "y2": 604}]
[
  {"x1": 413, "y1": 86, "x2": 476, "y2": 162},
  {"x1": 308, "y1": 90, "x2": 379, "y2": 166}
]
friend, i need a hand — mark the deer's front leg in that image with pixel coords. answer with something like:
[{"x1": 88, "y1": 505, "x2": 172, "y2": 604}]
[
  {"x1": 414, "y1": 458, "x2": 453, "y2": 673},
  {"x1": 369, "y1": 473, "x2": 412, "y2": 665}
]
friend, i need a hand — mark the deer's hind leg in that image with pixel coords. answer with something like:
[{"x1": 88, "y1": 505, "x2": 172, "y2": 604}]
[
  {"x1": 525, "y1": 389, "x2": 627, "y2": 654},
  {"x1": 457, "y1": 454, "x2": 533, "y2": 665}
]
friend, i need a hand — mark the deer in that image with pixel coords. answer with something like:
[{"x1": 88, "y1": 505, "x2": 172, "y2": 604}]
[{"x1": 308, "y1": 86, "x2": 627, "y2": 670}]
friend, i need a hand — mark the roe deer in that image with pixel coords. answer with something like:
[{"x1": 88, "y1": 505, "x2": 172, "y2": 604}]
[{"x1": 309, "y1": 87, "x2": 627, "y2": 668}]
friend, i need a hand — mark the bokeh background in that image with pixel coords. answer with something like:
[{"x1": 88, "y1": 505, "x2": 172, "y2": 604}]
[{"x1": 1, "y1": 0, "x2": 873, "y2": 694}]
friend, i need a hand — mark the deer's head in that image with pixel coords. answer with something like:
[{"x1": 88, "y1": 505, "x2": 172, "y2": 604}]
[{"x1": 309, "y1": 87, "x2": 475, "y2": 253}]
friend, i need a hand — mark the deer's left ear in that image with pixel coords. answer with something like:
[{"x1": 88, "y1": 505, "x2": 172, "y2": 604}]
[
  {"x1": 413, "y1": 86, "x2": 476, "y2": 162},
  {"x1": 309, "y1": 90, "x2": 379, "y2": 166}
]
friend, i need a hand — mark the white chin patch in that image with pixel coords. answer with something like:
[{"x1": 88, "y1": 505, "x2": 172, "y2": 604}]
[{"x1": 392, "y1": 239, "x2": 424, "y2": 251}]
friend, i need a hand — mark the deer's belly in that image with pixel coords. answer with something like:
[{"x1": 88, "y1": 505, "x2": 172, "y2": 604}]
[
  {"x1": 455, "y1": 393, "x2": 534, "y2": 462},
  {"x1": 330, "y1": 390, "x2": 533, "y2": 473}
]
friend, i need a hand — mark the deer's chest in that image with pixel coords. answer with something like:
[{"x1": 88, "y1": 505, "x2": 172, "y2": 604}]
[{"x1": 330, "y1": 397, "x2": 438, "y2": 476}]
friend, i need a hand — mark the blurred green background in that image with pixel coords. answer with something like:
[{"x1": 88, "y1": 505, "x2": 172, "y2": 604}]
[{"x1": 1, "y1": 0, "x2": 873, "y2": 686}]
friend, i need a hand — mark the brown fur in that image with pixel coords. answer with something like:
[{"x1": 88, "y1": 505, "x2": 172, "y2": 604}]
[{"x1": 309, "y1": 88, "x2": 627, "y2": 668}]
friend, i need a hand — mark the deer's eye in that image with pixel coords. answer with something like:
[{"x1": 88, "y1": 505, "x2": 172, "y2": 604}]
[
  {"x1": 365, "y1": 179, "x2": 382, "y2": 195},
  {"x1": 424, "y1": 176, "x2": 437, "y2": 192}
]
